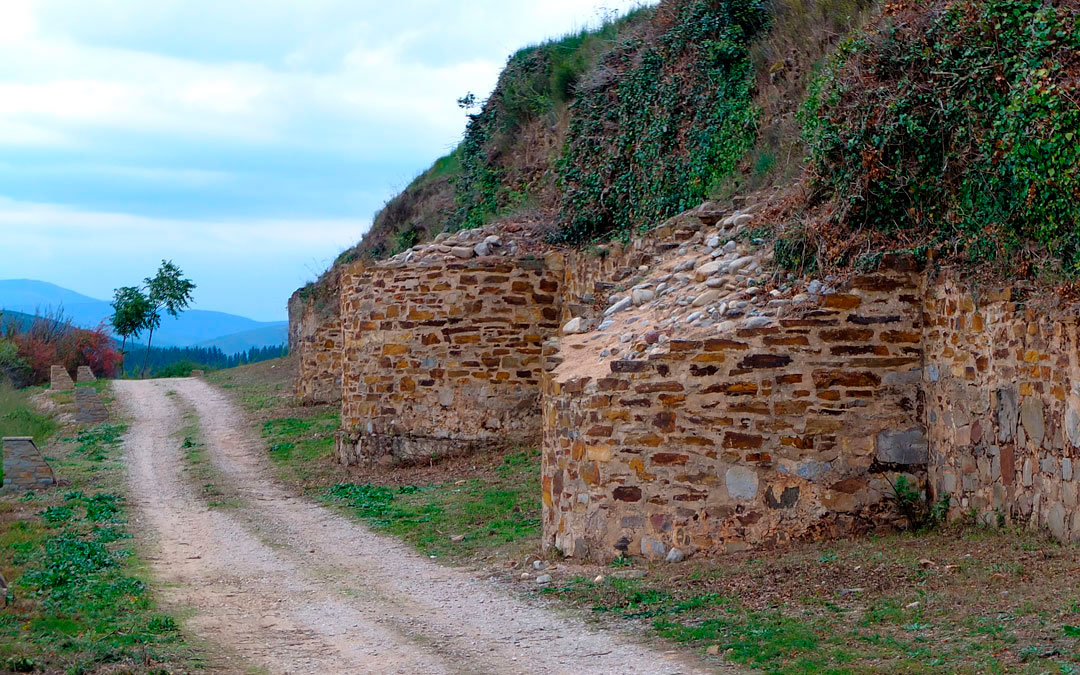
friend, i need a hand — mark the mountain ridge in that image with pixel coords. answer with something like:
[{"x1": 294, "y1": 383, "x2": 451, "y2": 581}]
[{"x1": 0, "y1": 279, "x2": 286, "y2": 354}]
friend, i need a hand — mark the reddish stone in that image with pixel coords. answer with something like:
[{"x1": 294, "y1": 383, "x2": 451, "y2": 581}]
[
  {"x1": 1001, "y1": 444, "x2": 1014, "y2": 486},
  {"x1": 723, "y1": 432, "x2": 763, "y2": 449},
  {"x1": 738, "y1": 354, "x2": 793, "y2": 369},
  {"x1": 653, "y1": 412, "x2": 677, "y2": 433},
  {"x1": 812, "y1": 370, "x2": 882, "y2": 388},
  {"x1": 613, "y1": 486, "x2": 642, "y2": 502},
  {"x1": 703, "y1": 339, "x2": 750, "y2": 351},
  {"x1": 636, "y1": 382, "x2": 685, "y2": 393},
  {"x1": 820, "y1": 328, "x2": 875, "y2": 342},
  {"x1": 652, "y1": 453, "x2": 690, "y2": 466}
]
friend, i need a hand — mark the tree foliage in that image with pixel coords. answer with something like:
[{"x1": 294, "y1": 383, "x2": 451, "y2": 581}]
[{"x1": 802, "y1": 0, "x2": 1080, "y2": 273}]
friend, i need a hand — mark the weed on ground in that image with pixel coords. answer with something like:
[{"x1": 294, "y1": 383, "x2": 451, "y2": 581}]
[{"x1": 0, "y1": 386, "x2": 201, "y2": 672}]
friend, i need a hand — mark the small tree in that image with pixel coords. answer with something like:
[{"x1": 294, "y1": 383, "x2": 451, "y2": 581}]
[
  {"x1": 111, "y1": 286, "x2": 151, "y2": 374},
  {"x1": 141, "y1": 260, "x2": 196, "y2": 378}
]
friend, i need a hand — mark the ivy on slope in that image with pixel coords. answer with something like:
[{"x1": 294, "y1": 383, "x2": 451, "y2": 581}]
[
  {"x1": 803, "y1": 0, "x2": 1080, "y2": 273},
  {"x1": 554, "y1": 0, "x2": 769, "y2": 243}
]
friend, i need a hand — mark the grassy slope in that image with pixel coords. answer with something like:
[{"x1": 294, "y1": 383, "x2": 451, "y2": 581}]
[
  {"x1": 207, "y1": 357, "x2": 541, "y2": 565},
  {"x1": 0, "y1": 384, "x2": 202, "y2": 673},
  {"x1": 209, "y1": 358, "x2": 1080, "y2": 673}
]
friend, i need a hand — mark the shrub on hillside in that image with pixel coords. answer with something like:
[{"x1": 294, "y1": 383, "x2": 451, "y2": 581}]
[
  {"x1": 2, "y1": 311, "x2": 121, "y2": 385},
  {"x1": 802, "y1": 0, "x2": 1080, "y2": 274}
]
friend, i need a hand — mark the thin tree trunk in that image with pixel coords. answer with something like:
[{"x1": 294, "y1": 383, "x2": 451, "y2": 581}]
[
  {"x1": 141, "y1": 327, "x2": 154, "y2": 379},
  {"x1": 120, "y1": 336, "x2": 127, "y2": 378}
]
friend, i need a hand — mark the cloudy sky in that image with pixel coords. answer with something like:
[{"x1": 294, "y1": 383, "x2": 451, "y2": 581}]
[{"x1": 0, "y1": 0, "x2": 648, "y2": 321}]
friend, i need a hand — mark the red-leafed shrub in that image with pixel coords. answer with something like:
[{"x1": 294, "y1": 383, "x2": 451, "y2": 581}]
[{"x1": 2, "y1": 311, "x2": 120, "y2": 386}]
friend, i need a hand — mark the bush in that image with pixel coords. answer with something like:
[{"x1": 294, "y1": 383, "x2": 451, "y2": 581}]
[
  {"x1": 555, "y1": 0, "x2": 769, "y2": 243},
  {"x1": 802, "y1": 0, "x2": 1080, "y2": 274}
]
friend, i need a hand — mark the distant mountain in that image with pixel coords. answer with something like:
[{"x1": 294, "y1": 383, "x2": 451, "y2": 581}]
[
  {"x1": 0, "y1": 279, "x2": 287, "y2": 354},
  {"x1": 195, "y1": 324, "x2": 288, "y2": 354}
]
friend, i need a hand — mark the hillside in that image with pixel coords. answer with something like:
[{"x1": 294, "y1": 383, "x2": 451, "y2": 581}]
[
  {"x1": 302, "y1": 0, "x2": 1079, "y2": 305},
  {"x1": 0, "y1": 279, "x2": 288, "y2": 353}
]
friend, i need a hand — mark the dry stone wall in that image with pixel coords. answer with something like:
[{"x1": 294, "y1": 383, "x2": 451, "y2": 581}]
[
  {"x1": 2, "y1": 437, "x2": 56, "y2": 492},
  {"x1": 335, "y1": 252, "x2": 562, "y2": 466},
  {"x1": 925, "y1": 274, "x2": 1080, "y2": 539},
  {"x1": 542, "y1": 255, "x2": 928, "y2": 561},
  {"x1": 76, "y1": 366, "x2": 96, "y2": 382}
]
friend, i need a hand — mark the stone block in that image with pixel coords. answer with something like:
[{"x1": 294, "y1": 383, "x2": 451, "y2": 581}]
[
  {"x1": 76, "y1": 366, "x2": 96, "y2": 382},
  {"x1": 997, "y1": 387, "x2": 1018, "y2": 442},
  {"x1": 2, "y1": 437, "x2": 56, "y2": 492},
  {"x1": 49, "y1": 365, "x2": 74, "y2": 392},
  {"x1": 725, "y1": 466, "x2": 758, "y2": 500},
  {"x1": 75, "y1": 388, "x2": 110, "y2": 425},
  {"x1": 876, "y1": 428, "x2": 928, "y2": 465},
  {"x1": 1021, "y1": 397, "x2": 1045, "y2": 448}
]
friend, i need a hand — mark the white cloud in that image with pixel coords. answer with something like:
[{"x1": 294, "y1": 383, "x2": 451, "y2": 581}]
[{"x1": 0, "y1": 0, "x2": 655, "y2": 318}]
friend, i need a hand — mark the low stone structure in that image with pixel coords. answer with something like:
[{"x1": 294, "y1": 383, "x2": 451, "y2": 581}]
[
  {"x1": 191, "y1": 370, "x2": 205, "y2": 378},
  {"x1": 50, "y1": 365, "x2": 74, "y2": 391},
  {"x1": 76, "y1": 365, "x2": 96, "y2": 382},
  {"x1": 291, "y1": 277, "x2": 345, "y2": 406},
  {"x1": 2, "y1": 437, "x2": 56, "y2": 492},
  {"x1": 75, "y1": 387, "x2": 109, "y2": 425},
  {"x1": 335, "y1": 250, "x2": 562, "y2": 466},
  {"x1": 925, "y1": 273, "x2": 1080, "y2": 539},
  {"x1": 543, "y1": 255, "x2": 927, "y2": 560}
]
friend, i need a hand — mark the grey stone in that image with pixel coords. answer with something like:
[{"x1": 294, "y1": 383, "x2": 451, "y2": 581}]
[
  {"x1": 632, "y1": 288, "x2": 656, "y2": 306},
  {"x1": 450, "y1": 246, "x2": 474, "y2": 259},
  {"x1": 1040, "y1": 456, "x2": 1057, "y2": 475},
  {"x1": 743, "y1": 316, "x2": 771, "y2": 329},
  {"x1": 1067, "y1": 405, "x2": 1080, "y2": 448},
  {"x1": 1064, "y1": 458, "x2": 1074, "y2": 481},
  {"x1": 605, "y1": 297, "x2": 632, "y2": 316},
  {"x1": 75, "y1": 388, "x2": 109, "y2": 425},
  {"x1": 724, "y1": 240, "x2": 738, "y2": 252},
  {"x1": 876, "y1": 427, "x2": 929, "y2": 465},
  {"x1": 796, "y1": 460, "x2": 831, "y2": 481},
  {"x1": 532, "y1": 560, "x2": 548, "y2": 570},
  {"x1": 1050, "y1": 502, "x2": 1068, "y2": 540},
  {"x1": 473, "y1": 241, "x2": 491, "y2": 256},
  {"x1": 562, "y1": 317, "x2": 587, "y2": 335},
  {"x1": 1021, "y1": 397, "x2": 1045, "y2": 448},
  {"x1": 926, "y1": 364, "x2": 940, "y2": 382},
  {"x1": 534, "y1": 574, "x2": 552, "y2": 584},
  {"x1": 640, "y1": 536, "x2": 667, "y2": 560},
  {"x1": 597, "y1": 320, "x2": 615, "y2": 331},
  {"x1": 997, "y1": 387, "x2": 1019, "y2": 442},
  {"x1": 665, "y1": 548, "x2": 685, "y2": 563},
  {"x1": 1023, "y1": 458, "x2": 1033, "y2": 487},
  {"x1": 726, "y1": 466, "x2": 759, "y2": 500},
  {"x1": 2, "y1": 437, "x2": 56, "y2": 492}
]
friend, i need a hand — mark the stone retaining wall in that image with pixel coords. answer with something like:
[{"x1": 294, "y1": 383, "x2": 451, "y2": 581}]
[
  {"x1": 50, "y1": 365, "x2": 74, "y2": 392},
  {"x1": 2, "y1": 437, "x2": 56, "y2": 492},
  {"x1": 296, "y1": 315, "x2": 343, "y2": 405},
  {"x1": 925, "y1": 274, "x2": 1080, "y2": 539},
  {"x1": 542, "y1": 256, "x2": 928, "y2": 561},
  {"x1": 335, "y1": 254, "x2": 563, "y2": 466}
]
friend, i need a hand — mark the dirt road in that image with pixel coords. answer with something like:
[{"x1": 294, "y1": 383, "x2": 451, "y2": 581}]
[{"x1": 116, "y1": 378, "x2": 714, "y2": 674}]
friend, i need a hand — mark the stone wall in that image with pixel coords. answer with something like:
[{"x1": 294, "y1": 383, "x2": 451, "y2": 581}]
[
  {"x1": 76, "y1": 366, "x2": 96, "y2": 382},
  {"x1": 50, "y1": 365, "x2": 74, "y2": 392},
  {"x1": 925, "y1": 273, "x2": 1080, "y2": 540},
  {"x1": 75, "y1": 387, "x2": 110, "y2": 425},
  {"x1": 336, "y1": 254, "x2": 563, "y2": 466},
  {"x1": 291, "y1": 281, "x2": 344, "y2": 406},
  {"x1": 543, "y1": 256, "x2": 929, "y2": 561},
  {"x1": 2, "y1": 437, "x2": 56, "y2": 492}
]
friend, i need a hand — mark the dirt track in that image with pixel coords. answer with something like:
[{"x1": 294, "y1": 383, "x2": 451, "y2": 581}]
[{"x1": 116, "y1": 378, "x2": 714, "y2": 674}]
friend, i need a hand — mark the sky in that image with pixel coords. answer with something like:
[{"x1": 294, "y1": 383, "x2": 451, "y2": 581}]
[{"x1": 0, "y1": 0, "x2": 649, "y2": 321}]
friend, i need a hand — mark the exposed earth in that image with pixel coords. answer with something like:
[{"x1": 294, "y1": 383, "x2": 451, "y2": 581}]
[{"x1": 115, "y1": 377, "x2": 719, "y2": 674}]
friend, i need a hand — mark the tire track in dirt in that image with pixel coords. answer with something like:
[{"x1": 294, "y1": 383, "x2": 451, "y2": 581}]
[{"x1": 117, "y1": 378, "x2": 719, "y2": 675}]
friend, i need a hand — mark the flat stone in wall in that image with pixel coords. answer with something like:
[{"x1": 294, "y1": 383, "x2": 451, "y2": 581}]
[
  {"x1": 2, "y1": 437, "x2": 56, "y2": 492},
  {"x1": 75, "y1": 387, "x2": 109, "y2": 425},
  {"x1": 50, "y1": 365, "x2": 74, "y2": 392}
]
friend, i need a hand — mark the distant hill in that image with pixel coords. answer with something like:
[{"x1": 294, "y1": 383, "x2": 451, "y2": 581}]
[
  {"x1": 196, "y1": 324, "x2": 288, "y2": 354},
  {"x1": 0, "y1": 279, "x2": 287, "y2": 354}
]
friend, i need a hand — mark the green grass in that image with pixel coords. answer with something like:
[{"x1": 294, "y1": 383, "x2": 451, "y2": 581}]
[
  {"x1": 0, "y1": 383, "x2": 57, "y2": 442},
  {"x1": 0, "y1": 414, "x2": 200, "y2": 671},
  {"x1": 324, "y1": 449, "x2": 541, "y2": 560}
]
